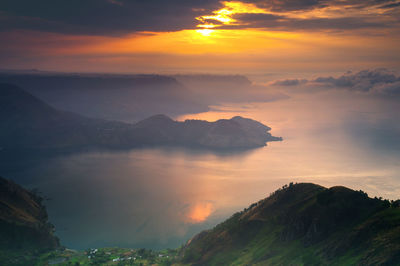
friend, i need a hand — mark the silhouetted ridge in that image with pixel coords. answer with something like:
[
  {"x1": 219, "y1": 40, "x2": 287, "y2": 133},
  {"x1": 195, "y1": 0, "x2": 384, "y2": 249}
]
[
  {"x1": 0, "y1": 73, "x2": 209, "y2": 122},
  {"x1": 0, "y1": 84, "x2": 281, "y2": 153},
  {"x1": 134, "y1": 114, "x2": 176, "y2": 128}
]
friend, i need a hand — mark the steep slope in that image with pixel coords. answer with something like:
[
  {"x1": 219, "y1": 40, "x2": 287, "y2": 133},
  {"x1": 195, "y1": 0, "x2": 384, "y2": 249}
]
[
  {"x1": 0, "y1": 176, "x2": 59, "y2": 265},
  {"x1": 0, "y1": 83, "x2": 137, "y2": 151},
  {"x1": 0, "y1": 83, "x2": 281, "y2": 153},
  {"x1": 180, "y1": 183, "x2": 400, "y2": 265}
]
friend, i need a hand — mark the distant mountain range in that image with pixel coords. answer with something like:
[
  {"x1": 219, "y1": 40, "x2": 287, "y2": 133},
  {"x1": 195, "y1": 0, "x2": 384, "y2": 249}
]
[
  {"x1": 0, "y1": 72, "x2": 209, "y2": 123},
  {"x1": 174, "y1": 74, "x2": 288, "y2": 104},
  {"x1": 0, "y1": 176, "x2": 59, "y2": 265},
  {"x1": 0, "y1": 72, "x2": 288, "y2": 123},
  {"x1": 0, "y1": 83, "x2": 281, "y2": 153},
  {"x1": 181, "y1": 183, "x2": 400, "y2": 265}
]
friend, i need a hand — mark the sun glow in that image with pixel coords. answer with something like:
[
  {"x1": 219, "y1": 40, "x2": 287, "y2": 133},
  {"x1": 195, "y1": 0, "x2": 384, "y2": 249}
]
[
  {"x1": 196, "y1": 1, "x2": 270, "y2": 30},
  {"x1": 196, "y1": 28, "x2": 214, "y2": 36},
  {"x1": 186, "y1": 202, "x2": 214, "y2": 223}
]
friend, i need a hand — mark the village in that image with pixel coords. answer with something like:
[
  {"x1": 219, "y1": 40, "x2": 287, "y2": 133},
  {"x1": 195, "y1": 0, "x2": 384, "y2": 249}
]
[{"x1": 41, "y1": 246, "x2": 178, "y2": 265}]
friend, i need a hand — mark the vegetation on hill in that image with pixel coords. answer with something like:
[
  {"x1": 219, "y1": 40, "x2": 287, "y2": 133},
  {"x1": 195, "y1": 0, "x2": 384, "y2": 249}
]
[
  {"x1": 0, "y1": 176, "x2": 59, "y2": 265},
  {"x1": 180, "y1": 183, "x2": 400, "y2": 266},
  {"x1": 1, "y1": 179, "x2": 399, "y2": 265}
]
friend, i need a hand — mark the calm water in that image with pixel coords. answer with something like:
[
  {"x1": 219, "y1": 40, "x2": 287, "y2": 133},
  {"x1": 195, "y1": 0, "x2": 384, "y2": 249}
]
[{"x1": 3, "y1": 89, "x2": 400, "y2": 250}]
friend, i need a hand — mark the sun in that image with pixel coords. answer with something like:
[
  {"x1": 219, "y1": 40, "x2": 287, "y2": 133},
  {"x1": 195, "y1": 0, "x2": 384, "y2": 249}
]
[{"x1": 196, "y1": 28, "x2": 214, "y2": 37}]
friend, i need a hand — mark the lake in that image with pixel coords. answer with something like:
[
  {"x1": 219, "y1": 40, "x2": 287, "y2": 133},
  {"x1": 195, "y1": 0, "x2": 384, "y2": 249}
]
[{"x1": 3, "y1": 88, "x2": 400, "y2": 250}]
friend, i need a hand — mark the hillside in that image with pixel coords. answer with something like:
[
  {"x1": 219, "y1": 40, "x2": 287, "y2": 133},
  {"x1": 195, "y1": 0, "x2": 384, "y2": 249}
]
[
  {"x1": 0, "y1": 176, "x2": 59, "y2": 265},
  {"x1": 0, "y1": 83, "x2": 281, "y2": 153},
  {"x1": 133, "y1": 115, "x2": 282, "y2": 149},
  {"x1": 0, "y1": 83, "x2": 137, "y2": 151},
  {"x1": 1, "y1": 180, "x2": 399, "y2": 265},
  {"x1": 180, "y1": 183, "x2": 400, "y2": 265},
  {"x1": 0, "y1": 72, "x2": 208, "y2": 123}
]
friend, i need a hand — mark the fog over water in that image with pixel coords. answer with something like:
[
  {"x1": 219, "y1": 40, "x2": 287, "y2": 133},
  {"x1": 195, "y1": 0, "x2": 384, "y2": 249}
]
[{"x1": 3, "y1": 85, "x2": 400, "y2": 250}]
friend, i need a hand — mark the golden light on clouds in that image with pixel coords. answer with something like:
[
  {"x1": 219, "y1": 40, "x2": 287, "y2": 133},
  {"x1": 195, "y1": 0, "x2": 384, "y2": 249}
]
[
  {"x1": 2, "y1": 0, "x2": 399, "y2": 73},
  {"x1": 196, "y1": 1, "x2": 271, "y2": 30},
  {"x1": 63, "y1": 29, "x2": 306, "y2": 55},
  {"x1": 186, "y1": 202, "x2": 214, "y2": 223},
  {"x1": 5, "y1": 26, "x2": 399, "y2": 74}
]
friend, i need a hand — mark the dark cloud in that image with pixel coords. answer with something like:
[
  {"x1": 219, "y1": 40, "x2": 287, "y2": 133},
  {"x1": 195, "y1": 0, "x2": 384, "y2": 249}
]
[
  {"x1": 272, "y1": 69, "x2": 400, "y2": 96},
  {"x1": 241, "y1": 0, "x2": 323, "y2": 12},
  {"x1": 271, "y1": 79, "x2": 308, "y2": 86},
  {"x1": 0, "y1": 0, "x2": 222, "y2": 35},
  {"x1": 0, "y1": 0, "x2": 399, "y2": 35},
  {"x1": 381, "y1": 2, "x2": 400, "y2": 8},
  {"x1": 230, "y1": 0, "x2": 400, "y2": 31},
  {"x1": 244, "y1": 0, "x2": 399, "y2": 12},
  {"x1": 228, "y1": 13, "x2": 389, "y2": 30},
  {"x1": 313, "y1": 69, "x2": 400, "y2": 94}
]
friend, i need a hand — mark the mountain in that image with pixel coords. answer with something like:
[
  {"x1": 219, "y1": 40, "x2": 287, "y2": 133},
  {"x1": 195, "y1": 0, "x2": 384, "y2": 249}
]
[
  {"x1": 173, "y1": 74, "x2": 288, "y2": 104},
  {"x1": 0, "y1": 83, "x2": 137, "y2": 151},
  {"x1": 0, "y1": 72, "x2": 208, "y2": 123},
  {"x1": 0, "y1": 83, "x2": 281, "y2": 153},
  {"x1": 180, "y1": 183, "x2": 400, "y2": 265},
  {"x1": 133, "y1": 115, "x2": 282, "y2": 149},
  {"x1": 0, "y1": 176, "x2": 59, "y2": 265}
]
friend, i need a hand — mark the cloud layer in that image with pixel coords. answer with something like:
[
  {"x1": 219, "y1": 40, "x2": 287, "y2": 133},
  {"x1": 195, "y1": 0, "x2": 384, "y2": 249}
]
[
  {"x1": 1, "y1": 0, "x2": 400, "y2": 35},
  {"x1": 0, "y1": 0, "x2": 221, "y2": 35},
  {"x1": 272, "y1": 69, "x2": 400, "y2": 96}
]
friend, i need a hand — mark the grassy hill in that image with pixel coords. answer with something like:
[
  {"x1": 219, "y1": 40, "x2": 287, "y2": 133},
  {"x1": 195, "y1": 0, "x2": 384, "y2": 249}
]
[
  {"x1": 0, "y1": 176, "x2": 59, "y2": 265},
  {"x1": 180, "y1": 183, "x2": 400, "y2": 265},
  {"x1": 1, "y1": 180, "x2": 399, "y2": 265}
]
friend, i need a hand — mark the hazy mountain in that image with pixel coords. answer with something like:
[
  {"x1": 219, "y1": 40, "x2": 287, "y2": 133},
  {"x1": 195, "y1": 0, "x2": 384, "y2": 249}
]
[
  {"x1": 134, "y1": 114, "x2": 282, "y2": 149},
  {"x1": 0, "y1": 72, "x2": 209, "y2": 123},
  {"x1": 0, "y1": 83, "x2": 281, "y2": 153},
  {"x1": 174, "y1": 74, "x2": 288, "y2": 104},
  {"x1": 0, "y1": 176, "x2": 59, "y2": 265},
  {"x1": 0, "y1": 83, "x2": 138, "y2": 151},
  {"x1": 181, "y1": 183, "x2": 400, "y2": 265}
]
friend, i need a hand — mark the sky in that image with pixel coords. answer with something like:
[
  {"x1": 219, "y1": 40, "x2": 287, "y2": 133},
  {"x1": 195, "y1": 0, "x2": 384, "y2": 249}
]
[{"x1": 1, "y1": 0, "x2": 400, "y2": 74}]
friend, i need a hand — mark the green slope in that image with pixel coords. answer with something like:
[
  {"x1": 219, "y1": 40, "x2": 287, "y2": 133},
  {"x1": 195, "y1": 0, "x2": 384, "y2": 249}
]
[
  {"x1": 180, "y1": 183, "x2": 400, "y2": 266},
  {"x1": 0, "y1": 176, "x2": 60, "y2": 265}
]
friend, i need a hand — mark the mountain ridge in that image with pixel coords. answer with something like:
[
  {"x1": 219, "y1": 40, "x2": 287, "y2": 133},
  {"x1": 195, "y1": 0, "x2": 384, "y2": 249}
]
[
  {"x1": 0, "y1": 83, "x2": 282, "y2": 153},
  {"x1": 0, "y1": 72, "x2": 209, "y2": 123},
  {"x1": 0, "y1": 179, "x2": 399, "y2": 265},
  {"x1": 180, "y1": 183, "x2": 400, "y2": 265}
]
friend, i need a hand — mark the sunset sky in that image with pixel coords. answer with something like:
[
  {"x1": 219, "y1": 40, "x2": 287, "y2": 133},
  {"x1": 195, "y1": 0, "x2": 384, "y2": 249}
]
[{"x1": 1, "y1": 0, "x2": 400, "y2": 74}]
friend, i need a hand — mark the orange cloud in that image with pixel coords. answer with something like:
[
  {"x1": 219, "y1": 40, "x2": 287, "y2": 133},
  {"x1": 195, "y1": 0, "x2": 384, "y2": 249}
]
[{"x1": 196, "y1": 1, "x2": 271, "y2": 31}]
